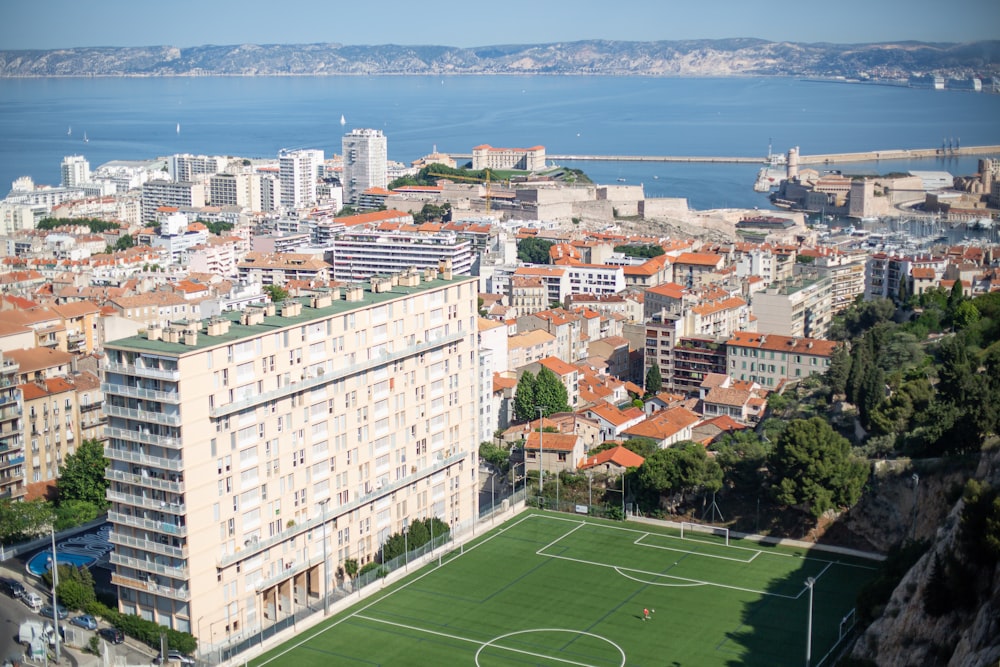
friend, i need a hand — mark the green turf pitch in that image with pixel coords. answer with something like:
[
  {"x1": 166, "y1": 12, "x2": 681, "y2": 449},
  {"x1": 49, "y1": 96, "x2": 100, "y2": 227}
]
[{"x1": 250, "y1": 512, "x2": 877, "y2": 667}]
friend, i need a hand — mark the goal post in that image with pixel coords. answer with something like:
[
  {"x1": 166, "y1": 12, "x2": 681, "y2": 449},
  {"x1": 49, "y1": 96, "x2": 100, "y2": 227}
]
[{"x1": 679, "y1": 521, "x2": 729, "y2": 546}]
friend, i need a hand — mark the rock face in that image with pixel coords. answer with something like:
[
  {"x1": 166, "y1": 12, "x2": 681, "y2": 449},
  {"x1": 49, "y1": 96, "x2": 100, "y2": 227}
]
[
  {"x1": 1, "y1": 39, "x2": 998, "y2": 78},
  {"x1": 850, "y1": 451, "x2": 1000, "y2": 667}
]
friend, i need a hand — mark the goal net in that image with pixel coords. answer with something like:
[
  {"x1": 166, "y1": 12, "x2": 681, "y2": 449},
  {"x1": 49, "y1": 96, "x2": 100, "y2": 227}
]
[{"x1": 679, "y1": 521, "x2": 729, "y2": 546}]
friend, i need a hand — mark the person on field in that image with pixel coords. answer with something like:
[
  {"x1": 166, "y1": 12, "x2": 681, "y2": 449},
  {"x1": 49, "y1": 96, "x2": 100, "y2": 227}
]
[{"x1": 643, "y1": 607, "x2": 650, "y2": 621}]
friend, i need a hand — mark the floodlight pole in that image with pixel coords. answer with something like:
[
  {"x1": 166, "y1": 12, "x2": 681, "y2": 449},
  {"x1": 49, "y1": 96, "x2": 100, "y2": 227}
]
[
  {"x1": 536, "y1": 406, "x2": 544, "y2": 496},
  {"x1": 805, "y1": 577, "x2": 815, "y2": 667}
]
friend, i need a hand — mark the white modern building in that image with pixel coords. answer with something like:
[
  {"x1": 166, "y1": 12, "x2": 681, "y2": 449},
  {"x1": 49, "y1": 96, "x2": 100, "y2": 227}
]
[
  {"x1": 61, "y1": 155, "x2": 91, "y2": 188},
  {"x1": 326, "y1": 230, "x2": 475, "y2": 281},
  {"x1": 342, "y1": 129, "x2": 387, "y2": 206},
  {"x1": 279, "y1": 149, "x2": 324, "y2": 211}
]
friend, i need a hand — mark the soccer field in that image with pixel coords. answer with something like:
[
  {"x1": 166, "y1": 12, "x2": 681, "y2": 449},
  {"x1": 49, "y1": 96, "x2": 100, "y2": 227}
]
[{"x1": 249, "y1": 511, "x2": 877, "y2": 667}]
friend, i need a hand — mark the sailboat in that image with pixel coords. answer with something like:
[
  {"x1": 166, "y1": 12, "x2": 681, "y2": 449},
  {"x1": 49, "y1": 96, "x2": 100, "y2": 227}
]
[
  {"x1": 67, "y1": 126, "x2": 72, "y2": 136},
  {"x1": 176, "y1": 123, "x2": 181, "y2": 134},
  {"x1": 340, "y1": 114, "x2": 346, "y2": 126},
  {"x1": 83, "y1": 131, "x2": 89, "y2": 143}
]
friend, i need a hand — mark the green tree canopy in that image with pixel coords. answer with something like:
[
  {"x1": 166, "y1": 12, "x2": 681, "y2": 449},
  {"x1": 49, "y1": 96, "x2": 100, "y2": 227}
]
[
  {"x1": 534, "y1": 366, "x2": 571, "y2": 416},
  {"x1": 113, "y1": 233, "x2": 135, "y2": 251},
  {"x1": 770, "y1": 417, "x2": 868, "y2": 517},
  {"x1": 636, "y1": 442, "x2": 723, "y2": 509},
  {"x1": 613, "y1": 244, "x2": 664, "y2": 259},
  {"x1": 58, "y1": 438, "x2": 109, "y2": 509},
  {"x1": 710, "y1": 430, "x2": 771, "y2": 495},
  {"x1": 263, "y1": 284, "x2": 289, "y2": 303},
  {"x1": 0, "y1": 499, "x2": 55, "y2": 542},
  {"x1": 513, "y1": 371, "x2": 537, "y2": 423},
  {"x1": 517, "y1": 237, "x2": 554, "y2": 265},
  {"x1": 37, "y1": 218, "x2": 120, "y2": 233},
  {"x1": 644, "y1": 363, "x2": 663, "y2": 396}
]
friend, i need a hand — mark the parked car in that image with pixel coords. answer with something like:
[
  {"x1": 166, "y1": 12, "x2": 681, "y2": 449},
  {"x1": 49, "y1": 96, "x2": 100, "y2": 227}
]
[
  {"x1": 98, "y1": 627, "x2": 124, "y2": 644},
  {"x1": 69, "y1": 614, "x2": 98, "y2": 631},
  {"x1": 0, "y1": 577, "x2": 26, "y2": 599},
  {"x1": 39, "y1": 603, "x2": 68, "y2": 620},
  {"x1": 21, "y1": 591, "x2": 44, "y2": 612},
  {"x1": 153, "y1": 651, "x2": 196, "y2": 666}
]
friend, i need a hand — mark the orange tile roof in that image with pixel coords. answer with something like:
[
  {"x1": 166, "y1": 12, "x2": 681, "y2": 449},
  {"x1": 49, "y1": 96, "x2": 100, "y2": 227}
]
[
  {"x1": 726, "y1": 331, "x2": 837, "y2": 357},
  {"x1": 539, "y1": 356, "x2": 578, "y2": 377},
  {"x1": 623, "y1": 406, "x2": 700, "y2": 440},
  {"x1": 673, "y1": 252, "x2": 725, "y2": 267},
  {"x1": 646, "y1": 282, "x2": 686, "y2": 299},
  {"x1": 579, "y1": 446, "x2": 645, "y2": 470},
  {"x1": 524, "y1": 431, "x2": 578, "y2": 452}
]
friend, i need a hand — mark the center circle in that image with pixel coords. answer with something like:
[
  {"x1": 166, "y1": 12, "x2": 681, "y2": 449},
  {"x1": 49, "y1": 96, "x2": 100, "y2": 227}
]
[{"x1": 474, "y1": 628, "x2": 626, "y2": 667}]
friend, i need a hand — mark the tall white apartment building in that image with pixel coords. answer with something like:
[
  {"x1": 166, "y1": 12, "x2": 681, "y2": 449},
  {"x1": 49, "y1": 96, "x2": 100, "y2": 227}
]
[
  {"x1": 102, "y1": 268, "x2": 479, "y2": 653},
  {"x1": 61, "y1": 155, "x2": 91, "y2": 188},
  {"x1": 342, "y1": 129, "x2": 387, "y2": 205},
  {"x1": 279, "y1": 149, "x2": 324, "y2": 210},
  {"x1": 327, "y1": 230, "x2": 475, "y2": 281},
  {"x1": 169, "y1": 154, "x2": 226, "y2": 183},
  {"x1": 140, "y1": 180, "x2": 207, "y2": 224}
]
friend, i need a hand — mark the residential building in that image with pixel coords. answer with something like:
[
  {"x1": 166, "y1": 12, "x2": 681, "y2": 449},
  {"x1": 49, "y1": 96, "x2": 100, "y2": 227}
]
[
  {"x1": 522, "y1": 430, "x2": 583, "y2": 476},
  {"x1": 508, "y1": 277, "x2": 547, "y2": 318},
  {"x1": 751, "y1": 273, "x2": 833, "y2": 340},
  {"x1": 0, "y1": 355, "x2": 24, "y2": 500},
  {"x1": 102, "y1": 269, "x2": 479, "y2": 648},
  {"x1": 326, "y1": 230, "x2": 474, "y2": 281},
  {"x1": 622, "y1": 406, "x2": 701, "y2": 449},
  {"x1": 61, "y1": 155, "x2": 91, "y2": 188},
  {"x1": 342, "y1": 129, "x2": 387, "y2": 206},
  {"x1": 169, "y1": 155, "x2": 227, "y2": 183},
  {"x1": 725, "y1": 332, "x2": 837, "y2": 388},
  {"x1": 578, "y1": 446, "x2": 645, "y2": 476},
  {"x1": 279, "y1": 149, "x2": 324, "y2": 210},
  {"x1": 237, "y1": 253, "x2": 332, "y2": 286},
  {"x1": 141, "y1": 181, "x2": 207, "y2": 224}
]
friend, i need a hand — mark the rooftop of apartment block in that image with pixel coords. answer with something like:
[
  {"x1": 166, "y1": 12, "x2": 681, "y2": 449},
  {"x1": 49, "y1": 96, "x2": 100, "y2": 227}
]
[{"x1": 105, "y1": 271, "x2": 474, "y2": 356}]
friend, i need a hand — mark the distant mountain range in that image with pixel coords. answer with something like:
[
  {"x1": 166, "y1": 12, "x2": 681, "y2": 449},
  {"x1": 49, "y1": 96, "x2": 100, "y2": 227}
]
[{"x1": 1, "y1": 39, "x2": 999, "y2": 79}]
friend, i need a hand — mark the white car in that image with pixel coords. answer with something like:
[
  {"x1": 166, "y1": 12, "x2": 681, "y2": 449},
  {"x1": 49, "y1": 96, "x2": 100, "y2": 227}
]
[{"x1": 21, "y1": 591, "x2": 43, "y2": 612}]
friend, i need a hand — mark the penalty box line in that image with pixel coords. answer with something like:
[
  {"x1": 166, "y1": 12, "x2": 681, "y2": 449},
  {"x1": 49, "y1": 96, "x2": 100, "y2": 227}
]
[
  {"x1": 633, "y1": 532, "x2": 762, "y2": 564},
  {"x1": 354, "y1": 614, "x2": 609, "y2": 667}
]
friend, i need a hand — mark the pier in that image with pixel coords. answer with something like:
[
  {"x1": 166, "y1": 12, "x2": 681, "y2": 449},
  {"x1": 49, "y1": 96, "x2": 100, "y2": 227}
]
[{"x1": 446, "y1": 145, "x2": 1000, "y2": 165}]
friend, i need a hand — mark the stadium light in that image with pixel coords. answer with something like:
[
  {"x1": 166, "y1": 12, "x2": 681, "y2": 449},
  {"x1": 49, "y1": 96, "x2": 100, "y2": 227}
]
[
  {"x1": 320, "y1": 499, "x2": 330, "y2": 615},
  {"x1": 536, "y1": 406, "x2": 545, "y2": 495},
  {"x1": 805, "y1": 576, "x2": 816, "y2": 667}
]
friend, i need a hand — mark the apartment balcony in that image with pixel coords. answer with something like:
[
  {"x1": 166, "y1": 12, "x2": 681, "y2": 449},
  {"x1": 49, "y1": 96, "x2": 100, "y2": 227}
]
[
  {"x1": 104, "y1": 446, "x2": 183, "y2": 472},
  {"x1": 109, "y1": 531, "x2": 187, "y2": 560},
  {"x1": 254, "y1": 553, "x2": 323, "y2": 593},
  {"x1": 110, "y1": 552, "x2": 188, "y2": 580},
  {"x1": 104, "y1": 404, "x2": 180, "y2": 427},
  {"x1": 108, "y1": 510, "x2": 188, "y2": 537},
  {"x1": 218, "y1": 449, "x2": 468, "y2": 567},
  {"x1": 104, "y1": 425, "x2": 180, "y2": 449},
  {"x1": 111, "y1": 572, "x2": 190, "y2": 601},
  {"x1": 79, "y1": 402, "x2": 102, "y2": 413},
  {"x1": 106, "y1": 489, "x2": 186, "y2": 515},
  {"x1": 0, "y1": 455, "x2": 25, "y2": 471},
  {"x1": 106, "y1": 468, "x2": 184, "y2": 494},
  {"x1": 104, "y1": 361, "x2": 181, "y2": 382},
  {"x1": 101, "y1": 383, "x2": 180, "y2": 404},
  {"x1": 209, "y1": 330, "x2": 466, "y2": 418}
]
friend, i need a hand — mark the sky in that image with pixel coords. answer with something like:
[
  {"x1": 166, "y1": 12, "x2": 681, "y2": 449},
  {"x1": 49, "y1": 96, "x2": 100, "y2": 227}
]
[{"x1": 2, "y1": 0, "x2": 999, "y2": 50}]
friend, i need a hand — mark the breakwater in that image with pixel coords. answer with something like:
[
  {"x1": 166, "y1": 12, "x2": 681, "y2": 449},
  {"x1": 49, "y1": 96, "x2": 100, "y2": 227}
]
[{"x1": 448, "y1": 145, "x2": 1000, "y2": 166}]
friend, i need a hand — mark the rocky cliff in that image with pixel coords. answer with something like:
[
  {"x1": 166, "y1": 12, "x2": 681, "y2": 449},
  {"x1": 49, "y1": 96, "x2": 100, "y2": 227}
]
[
  {"x1": 1, "y1": 39, "x2": 998, "y2": 78},
  {"x1": 850, "y1": 450, "x2": 1000, "y2": 667}
]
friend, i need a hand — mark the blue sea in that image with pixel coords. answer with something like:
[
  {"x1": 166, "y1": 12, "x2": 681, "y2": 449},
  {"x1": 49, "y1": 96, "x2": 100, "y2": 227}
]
[{"x1": 1, "y1": 76, "x2": 999, "y2": 211}]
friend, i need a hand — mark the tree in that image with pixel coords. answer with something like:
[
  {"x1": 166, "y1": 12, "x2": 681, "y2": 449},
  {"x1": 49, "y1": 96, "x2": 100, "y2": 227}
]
[
  {"x1": 644, "y1": 363, "x2": 663, "y2": 396},
  {"x1": 711, "y1": 430, "x2": 771, "y2": 495},
  {"x1": 343, "y1": 558, "x2": 358, "y2": 579},
  {"x1": 58, "y1": 438, "x2": 110, "y2": 509},
  {"x1": 826, "y1": 344, "x2": 851, "y2": 397},
  {"x1": 635, "y1": 442, "x2": 722, "y2": 509},
  {"x1": 113, "y1": 234, "x2": 135, "y2": 251},
  {"x1": 952, "y1": 300, "x2": 981, "y2": 331},
  {"x1": 0, "y1": 499, "x2": 55, "y2": 542},
  {"x1": 534, "y1": 367, "x2": 571, "y2": 416},
  {"x1": 43, "y1": 564, "x2": 96, "y2": 611},
  {"x1": 614, "y1": 244, "x2": 664, "y2": 259},
  {"x1": 513, "y1": 371, "x2": 537, "y2": 423},
  {"x1": 263, "y1": 284, "x2": 289, "y2": 303},
  {"x1": 770, "y1": 417, "x2": 868, "y2": 517},
  {"x1": 517, "y1": 237, "x2": 554, "y2": 265}
]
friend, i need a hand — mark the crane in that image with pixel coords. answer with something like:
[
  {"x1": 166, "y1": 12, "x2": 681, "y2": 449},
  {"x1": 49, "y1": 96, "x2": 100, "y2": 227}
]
[{"x1": 427, "y1": 169, "x2": 494, "y2": 213}]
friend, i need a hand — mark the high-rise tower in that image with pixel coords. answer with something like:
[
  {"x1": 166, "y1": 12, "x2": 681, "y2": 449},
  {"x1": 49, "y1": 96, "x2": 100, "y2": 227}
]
[{"x1": 342, "y1": 129, "x2": 387, "y2": 205}]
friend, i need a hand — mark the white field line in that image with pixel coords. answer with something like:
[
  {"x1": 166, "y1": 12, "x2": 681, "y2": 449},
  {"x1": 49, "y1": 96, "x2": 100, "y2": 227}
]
[
  {"x1": 354, "y1": 615, "x2": 615, "y2": 667},
  {"x1": 530, "y1": 513, "x2": 877, "y2": 570},
  {"x1": 632, "y1": 533, "x2": 759, "y2": 563},
  {"x1": 540, "y1": 548, "x2": 802, "y2": 599},
  {"x1": 253, "y1": 512, "x2": 539, "y2": 666}
]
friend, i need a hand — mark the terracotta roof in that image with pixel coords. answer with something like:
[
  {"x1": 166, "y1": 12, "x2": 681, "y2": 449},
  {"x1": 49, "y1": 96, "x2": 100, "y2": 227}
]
[
  {"x1": 50, "y1": 301, "x2": 100, "y2": 318},
  {"x1": 524, "y1": 431, "x2": 579, "y2": 453},
  {"x1": 493, "y1": 374, "x2": 518, "y2": 393},
  {"x1": 673, "y1": 252, "x2": 725, "y2": 267},
  {"x1": 509, "y1": 329, "x2": 556, "y2": 349},
  {"x1": 646, "y1": 282, "x2": 686, "y2": 299},
  {"x1": 579, "y1": 446, "x2": 645, "y2": 470},
  {"x1": 514, "y1": 266, "x2": 567, "y2": 278},
  {"x1": 623, "y1": 406, "x2": 700, "y2": 440},
  {"x1": 538, "y1": 356, "x2": 578, "y2": 377},
  {"x1": 697, "y1": 415, "x2": 747, "y2": 433},
  {"x1": 4, "y1": 347, "x2": 75, "y2": 373},
  {"x1": 586, "y1": 403, "x2": 639, "y2": 427},
  {"x1": 726, "y1": 331, "x2": 837, "y2": 357},
  {"x1": 911, "y1": 267, "x2": 936, "y2": 279},
  {"x1": 20, "y1": 377, "x2": 76, "y2": 400},
  {"x1": 691, "y1": 296, "x2": 747, "y2": 316}
]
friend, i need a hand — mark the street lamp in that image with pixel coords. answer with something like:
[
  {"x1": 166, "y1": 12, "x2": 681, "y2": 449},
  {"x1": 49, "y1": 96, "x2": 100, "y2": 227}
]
[
  {"x1": 49, "y1": 528, "x2": 61, "y2": 662},
  {"x1": 319, "y1": 499, "x2": 330, "y2": 615},
  {"x1": 805, "y1": 577, "x2": 816, "y2": 667}
]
